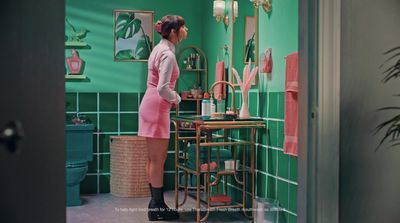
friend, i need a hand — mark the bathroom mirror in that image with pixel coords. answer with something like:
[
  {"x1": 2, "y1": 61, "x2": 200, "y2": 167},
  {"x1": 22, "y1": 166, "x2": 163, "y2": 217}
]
[{"x1": 228, "y1": 0, "x2": 259, "y2": 86}]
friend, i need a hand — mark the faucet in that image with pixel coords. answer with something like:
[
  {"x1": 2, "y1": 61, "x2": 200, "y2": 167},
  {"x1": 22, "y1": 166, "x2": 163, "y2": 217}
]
[{"x1": 209, "y1": 80, "x2": 237, "y2": 115}]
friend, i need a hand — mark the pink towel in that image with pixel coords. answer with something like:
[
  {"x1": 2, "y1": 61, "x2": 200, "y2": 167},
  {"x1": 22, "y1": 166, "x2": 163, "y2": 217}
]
[
  {"x1": 284, "y1": 52, "x2": 298, "y2": 156},
  {"x1": 214, "y1": 61, "x2": 226, "y2": 100}
]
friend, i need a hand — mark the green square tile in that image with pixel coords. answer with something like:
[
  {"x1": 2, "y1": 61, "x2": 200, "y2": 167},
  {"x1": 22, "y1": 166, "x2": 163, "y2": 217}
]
[
  {"x1": 79, "y1": 93, "x2": 97, "y2": 112},
  {"x1": 267, "y1": 176, "x2": 276, "y2": 199},
  {"x1": 99, "y1": 93, "x2": 118, "y2": 112},
  {"x1": 268, "y1": 149, "x2": 277, "y2": 175},
  {"x1": 235, "y1": 92, "x2": 241, "y2": 109},
  {"x1": 99, "y1": 114, "x2": 118, "y2": 132},
  {"x1": 139, "y1": 92, "x2": 145, "y2": 102},
  {"x1": 278, "y1": 92, "x2": 285, "y2": 119},
  {"x1": 289, "y1": 156, "x2": 298, "y2": 182},
  {"x1": 277, "y1": 151, "x2": 289, "y2": 179},
  {"x1": 268, "y1": 92, "x2": 278, "y2": 118},
  {"x1": 99, "y1": 154, "x2": 110, "y2": 173},
  {"x1": 256, "y1": 147, "x2": 267, "y2": 172},
  {"x1": 256, "y1": 172, "x2": 266, "y2": 197},
  {"x1": 165, "y1": 153, "x2": 175, "y2": 171},
  {"x1": 99, "y1": 134, "x2": 111, "y2": 153},
  {"x1": 279, "y1": 211, "x2": 289, "y2": 223},
  {"x1": 80, "y1": 175, "x2": 97, "y2": 194},
  {"x1": 65, "y1": 92, "x2": 77, "y2": 112},
  {"x1": 268, "y1": 121, "x2": 278, "y2": 147},
  {"x1": 289, "y1": 184, "x2": 297, "y2": 213},
  {"x1": 163, "y1": 172, "x2": 175, "y2": 191},
  {"x1": 168, "y1": 134, "x2": 175, "y2": 151},
  {"x1": 288, "y1": 214, "x2": 297, "y2": 223},
  {"x1": 277, "y1": 121, "x2": 284, "y2": 148},
  {"x1": 258, "y1": 127, "x2": 268, "y2": 145},
  {"x1": 79, "y1": 113, "x2": 98, "y2": 131},
  {"x1": 259, "y1": 92, "x2": 268, "y2": 117},
  {"x1": 249, "y1": 91, "x2": 258, "y2": 117},
  {"x1": 87, "y1": 155, "x2": 98, "y2": 174},
  {"x1": 277, "y1": 180, "x2": 289, "y2": 210},
  {"x1": 99, "y1": 175, "x2": 110, "y2": 193},
  {"x1": 92, "y1": 134, "x2": 98, "y2": 154},
  {"x1": 120, "y1": 113, "x2": 138, "y2": 132},
  {"x1": 120, "y1": 93, "x2": 138, "y2": 111}
]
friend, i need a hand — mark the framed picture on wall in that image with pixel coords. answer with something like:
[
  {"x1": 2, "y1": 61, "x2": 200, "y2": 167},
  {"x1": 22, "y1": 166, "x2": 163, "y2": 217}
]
[
  {"x1": 244, "y1": 16, "x2": 256, "y2": 64},
  {"x1": 113, "y1": 10, "x2": 154, "y2": 62}
]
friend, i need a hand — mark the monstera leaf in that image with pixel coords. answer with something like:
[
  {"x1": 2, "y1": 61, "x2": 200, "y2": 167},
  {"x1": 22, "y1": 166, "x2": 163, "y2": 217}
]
[
  {"x1": 245, "y1": 33, "x2": 255, "y2": 63},
  {"x1": 134, "y1": 35, "x2": 152, "y2": 59},
  {"x1": 115, "y1": 12, "x2": 141, "y2": 40},
  {"x1": 115, "y1": 49, "x2": 134, "y2": 60}
]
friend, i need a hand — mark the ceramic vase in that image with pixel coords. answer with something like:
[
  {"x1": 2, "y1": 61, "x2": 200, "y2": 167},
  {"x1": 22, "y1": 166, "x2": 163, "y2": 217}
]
[
  {"x1": 66, "y1": 49, "x2": 83, "y2": 75},
  {"x1": 240, "y1": 90, "x2": 250, "y2": 118}
]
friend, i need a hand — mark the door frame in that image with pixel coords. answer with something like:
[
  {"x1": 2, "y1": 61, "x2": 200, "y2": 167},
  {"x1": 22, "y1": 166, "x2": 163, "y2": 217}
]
[{"x1": 298, "y1": 0, "x2": 340, "y2": 222}]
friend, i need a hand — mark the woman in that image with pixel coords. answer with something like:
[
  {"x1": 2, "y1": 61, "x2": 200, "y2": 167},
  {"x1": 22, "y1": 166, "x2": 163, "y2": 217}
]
[{"x1": 138, "y1": 15, "x2": 188, "y2": 221}]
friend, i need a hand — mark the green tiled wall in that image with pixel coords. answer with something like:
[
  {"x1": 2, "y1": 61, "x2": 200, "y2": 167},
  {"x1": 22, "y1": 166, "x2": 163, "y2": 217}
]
[
  {"x1": 224, "y1": 90, "x2": 298, "y2": 223},
  {"x1": 66, "y1": 92, "x2": 141, "y2": 194},
  {"x1": 66, "y1": 90, "x2": 297, "y2": 222},
  {"x1": 66, "y1": 92, "x2": 196, "y2": 194}
]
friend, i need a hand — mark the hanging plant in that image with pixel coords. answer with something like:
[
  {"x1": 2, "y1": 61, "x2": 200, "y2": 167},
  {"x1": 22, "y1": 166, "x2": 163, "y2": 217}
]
[{"x1": 374, "y1": 46, "x2": 400, "y2": 149}]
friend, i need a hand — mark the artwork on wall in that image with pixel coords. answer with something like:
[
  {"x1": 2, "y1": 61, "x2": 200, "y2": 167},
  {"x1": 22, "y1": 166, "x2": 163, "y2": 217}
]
[
  {"x1": 113, "y1": 10, "x2": 154, "y2": 62},
  {"x1": 244, "y1": 16, "x2": 256, "y2": 64}
]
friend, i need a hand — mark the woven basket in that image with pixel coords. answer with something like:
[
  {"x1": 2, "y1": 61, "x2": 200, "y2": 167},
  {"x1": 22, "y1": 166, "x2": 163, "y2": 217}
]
[{"x1": 110, "y1": 136, "x2": 150, "y2": 197}]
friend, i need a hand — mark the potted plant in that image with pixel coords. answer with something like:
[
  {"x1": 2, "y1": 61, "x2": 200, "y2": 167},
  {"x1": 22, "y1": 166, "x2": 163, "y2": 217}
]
[{"x1": 374, "y1": 46, "x2": 400, "y2": 149}]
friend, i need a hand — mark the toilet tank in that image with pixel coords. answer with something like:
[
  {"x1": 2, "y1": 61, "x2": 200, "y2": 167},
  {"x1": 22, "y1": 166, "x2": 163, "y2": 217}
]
[{"x1": 65, "y1": 124, "x2": 95, "y2": 165}]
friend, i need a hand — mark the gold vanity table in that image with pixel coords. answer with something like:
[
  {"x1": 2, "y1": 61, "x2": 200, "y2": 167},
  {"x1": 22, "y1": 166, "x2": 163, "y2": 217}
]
[{"x1": 171, "y1": 115, "x2": 266, "y2": 222}]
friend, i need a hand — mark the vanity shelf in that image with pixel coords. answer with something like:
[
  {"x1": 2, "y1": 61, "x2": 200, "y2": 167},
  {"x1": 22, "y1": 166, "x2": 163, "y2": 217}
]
[
  {"x1": 176, "y1": 45, "x2": 208, "y2": 115},
  {"x1": 172, "y1": 115, "x2": 266, "y2": 222}
]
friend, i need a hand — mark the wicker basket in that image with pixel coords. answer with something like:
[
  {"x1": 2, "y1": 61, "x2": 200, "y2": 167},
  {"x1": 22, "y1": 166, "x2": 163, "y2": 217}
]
[{"x1": 110, "y1": 136, "x2": 150, "y2": 197}]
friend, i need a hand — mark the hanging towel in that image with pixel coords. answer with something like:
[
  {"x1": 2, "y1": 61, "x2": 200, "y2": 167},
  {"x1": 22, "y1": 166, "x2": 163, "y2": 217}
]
[
  {"x1": 284, "y1": 52, "x2": 298, "y2": 156},
  {"x1": 214, "y1": 61, "x2": 226, "y2": 100}
]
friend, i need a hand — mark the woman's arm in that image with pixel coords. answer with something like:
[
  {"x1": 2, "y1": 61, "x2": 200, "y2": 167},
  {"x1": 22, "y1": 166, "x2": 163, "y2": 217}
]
[{"x1": 157, "y1": 51, "x2": 181, "y2": 104}]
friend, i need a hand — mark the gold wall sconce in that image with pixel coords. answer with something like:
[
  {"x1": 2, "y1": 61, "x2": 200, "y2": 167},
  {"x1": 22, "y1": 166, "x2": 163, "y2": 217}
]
[
  {"x1": 250, "y1": 0, "x2": 271, "y2": 13},
  {"x1": 213, "y1": 0, "x2": 238, "y2": 26}
]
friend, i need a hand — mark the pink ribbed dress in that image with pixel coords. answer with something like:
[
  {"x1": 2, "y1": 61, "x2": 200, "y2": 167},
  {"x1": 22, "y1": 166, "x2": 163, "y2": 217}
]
[{"x1": 138, "y1": 39, "x2": 180, "y2": 139}]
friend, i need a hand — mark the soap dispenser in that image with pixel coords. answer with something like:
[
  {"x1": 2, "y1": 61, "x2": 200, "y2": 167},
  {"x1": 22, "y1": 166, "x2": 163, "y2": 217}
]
[{"x1": 201, "y1": 92, "x2": 211, "y2": 117}]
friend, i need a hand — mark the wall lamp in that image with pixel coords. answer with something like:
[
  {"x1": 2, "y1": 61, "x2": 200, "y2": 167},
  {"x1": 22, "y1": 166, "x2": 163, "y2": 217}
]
[
  {"x1": 250, "y1": 0, "x2": 271, "y2": 13},
  {"x1": 213, "y1": 0, "x2": 238, "y2": 26}
]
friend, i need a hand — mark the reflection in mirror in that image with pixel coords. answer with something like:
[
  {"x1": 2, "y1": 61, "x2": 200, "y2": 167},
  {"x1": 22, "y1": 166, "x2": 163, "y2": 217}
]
[{"x1": 229, "y1": 0, "x2": 258, "y2": 87}]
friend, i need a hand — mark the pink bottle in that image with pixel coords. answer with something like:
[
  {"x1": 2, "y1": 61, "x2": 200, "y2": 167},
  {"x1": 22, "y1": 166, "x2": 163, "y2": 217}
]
[{"x1": 66, "y1": 49, "x2": 82, "y2": 75}]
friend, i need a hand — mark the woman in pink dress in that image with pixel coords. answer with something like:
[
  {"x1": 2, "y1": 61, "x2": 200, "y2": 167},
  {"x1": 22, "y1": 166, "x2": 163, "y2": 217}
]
[{"x1": 138, "y1": 15, "x2": 188, "y2": 221}]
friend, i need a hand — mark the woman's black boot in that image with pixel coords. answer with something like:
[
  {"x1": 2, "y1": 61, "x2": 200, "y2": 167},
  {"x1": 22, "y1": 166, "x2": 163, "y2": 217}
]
[{"x1": 148, "y1": 184, "x2": 179, "y2": 221}]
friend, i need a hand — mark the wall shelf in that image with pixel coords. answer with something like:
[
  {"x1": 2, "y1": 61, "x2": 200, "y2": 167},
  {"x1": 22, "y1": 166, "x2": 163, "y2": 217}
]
[
  {"x1": 176, "y1": 45, "x2": 208, "y2": 115},
  {"x1": 65, "y1": 74, "x2": 87, "y2": 81}
]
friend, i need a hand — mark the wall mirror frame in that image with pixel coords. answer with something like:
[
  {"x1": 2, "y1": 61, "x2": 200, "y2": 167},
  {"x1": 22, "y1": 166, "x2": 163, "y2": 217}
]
[{"x1": 228, "y1": 1, "x2": 259, "y2": 87}]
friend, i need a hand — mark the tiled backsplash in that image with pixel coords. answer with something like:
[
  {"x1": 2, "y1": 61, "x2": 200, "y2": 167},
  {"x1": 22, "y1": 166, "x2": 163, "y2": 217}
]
[{"x1": 65, "y1": 91, "x2": 297, "y2": 222}]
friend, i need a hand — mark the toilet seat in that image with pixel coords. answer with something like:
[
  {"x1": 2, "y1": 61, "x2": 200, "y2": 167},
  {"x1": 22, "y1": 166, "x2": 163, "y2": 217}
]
[{"x1": 66, "y1": 162, "x2": 88, "y2": 168}]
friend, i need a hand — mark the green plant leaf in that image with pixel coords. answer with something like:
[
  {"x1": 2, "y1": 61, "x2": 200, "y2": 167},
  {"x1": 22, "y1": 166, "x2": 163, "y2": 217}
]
[
  {"x1": 134, "y1": 35, "x2": 152, "y2": 59},
  {"x1": 245, "y1": 33, "x2": 255, "y2": 63},
  {"x1": 116, "y1": 49, "x2": 133, "y2": 60},
  {"x1": 115, "y1": 12, "x2": 141, "y2": 40}
]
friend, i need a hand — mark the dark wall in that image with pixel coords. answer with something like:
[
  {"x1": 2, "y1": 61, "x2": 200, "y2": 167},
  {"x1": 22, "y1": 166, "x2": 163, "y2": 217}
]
[{"x1": 340, "y1": 0, "x2": 400, "y2": 222}]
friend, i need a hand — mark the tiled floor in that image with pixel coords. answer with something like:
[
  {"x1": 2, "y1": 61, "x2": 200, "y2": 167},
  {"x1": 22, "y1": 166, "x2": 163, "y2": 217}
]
[{"x1": 67, "y1": 191, "x2": 251, "y2": 223}]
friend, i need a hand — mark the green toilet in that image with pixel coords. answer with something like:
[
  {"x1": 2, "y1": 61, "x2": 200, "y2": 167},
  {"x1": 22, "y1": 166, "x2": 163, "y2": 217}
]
[{"x1": 65, "y1": 124, "x2": 94, "y2": 206}]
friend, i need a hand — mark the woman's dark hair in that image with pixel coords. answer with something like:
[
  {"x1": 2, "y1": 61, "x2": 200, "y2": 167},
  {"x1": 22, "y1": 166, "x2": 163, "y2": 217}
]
[{"x1": 157, "y1": 15, "x2": 185, "y2": 39}]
